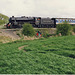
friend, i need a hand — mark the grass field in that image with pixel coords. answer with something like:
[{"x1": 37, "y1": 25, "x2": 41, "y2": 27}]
[{"x1": 0, "y1": 35, "x2": 75, "y2": 74}]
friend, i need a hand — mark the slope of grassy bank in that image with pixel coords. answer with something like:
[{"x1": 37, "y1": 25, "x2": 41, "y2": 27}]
[
  {"x1": 0, "y1": 36, "x2": 12, "y2": 43},
  {"x1": 0, "y1": 36, "x2": 75, "y2": 74},
  {"x1": 0, "y1": 13, "x2": 9, "y2": 25}
]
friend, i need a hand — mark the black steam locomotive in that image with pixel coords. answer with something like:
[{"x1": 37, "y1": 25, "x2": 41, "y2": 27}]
[
  {"x1": 6, "y1": 16, "x2": 56, "y2": 28},
  {"x1": 6, "y1": 16, "x2": 75, "y2": 28}
]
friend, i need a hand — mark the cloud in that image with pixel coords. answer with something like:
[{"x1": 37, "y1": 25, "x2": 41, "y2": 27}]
[
  {"x1": 33, "y1": 0, "x2": 75, "y2": 18},
  {"x1": 0, "y1": 0, "x2": 35, "y2": 16},
  {"x1": 0, "y1": 0, "x2": 75, "y2": 18}
]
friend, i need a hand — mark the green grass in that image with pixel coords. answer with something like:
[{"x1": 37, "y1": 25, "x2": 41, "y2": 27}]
[{"x1": 0, "y1": 36, "x2": 75, "y2": 74}]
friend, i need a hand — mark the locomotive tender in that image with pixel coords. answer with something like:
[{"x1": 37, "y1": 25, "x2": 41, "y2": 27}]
[{"x1": 6, "y1": 16, "x2": 75, "y2": 28}]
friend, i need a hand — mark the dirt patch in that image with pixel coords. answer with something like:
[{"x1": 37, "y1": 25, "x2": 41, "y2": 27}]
[
  {"x1": 0, "y1": 35, "x2": 12, "y2": 43},
  {"x1": 18, "y1": 45, "x2": 28, "y2": 50},
  {"x1": 23, "y1": 36, "x2": 39, "y2": 40},
  {"x1": 0, "y1": 29, "x2": 21, "y2": 40},
  {"x1": 72, "y1": 32, "x2": 75, "y2": 35}
]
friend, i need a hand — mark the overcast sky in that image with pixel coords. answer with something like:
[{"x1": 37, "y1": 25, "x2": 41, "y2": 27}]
[{"x1": 0, "y1": 0, "x2": 75, "y2": 18}]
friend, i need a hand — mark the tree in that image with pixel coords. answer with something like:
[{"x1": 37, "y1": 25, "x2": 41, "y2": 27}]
[
  {"x1": 22, "y1": 23, "x2": 35, "y2": 36},
  {"x1": 56, "y1": 21, "x2": 71, "y2": 36}
]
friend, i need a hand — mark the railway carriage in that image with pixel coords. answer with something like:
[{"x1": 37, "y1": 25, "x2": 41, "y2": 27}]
[{"x1": 56, "y1": 18, "x2": 75, "y2": 26}]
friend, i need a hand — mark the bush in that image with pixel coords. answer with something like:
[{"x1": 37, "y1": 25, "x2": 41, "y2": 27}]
[
  {"x1": 56, "y1": 21, "x2": 71, "y2": 36},
  {"x1": 73, "y1": 26, "x2": 75, "y2": 33},
  {"x1": 22, "y1": 23, "x2": 35, "y2": 36}
]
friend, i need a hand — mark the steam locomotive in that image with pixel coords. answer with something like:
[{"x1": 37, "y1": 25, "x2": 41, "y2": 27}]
[
  {"x1": 6, "y1": 16, "x2": 56, "y2": 28},
  {"x1": 6, "y1": 16, "x2": 75, "y2": 28}
]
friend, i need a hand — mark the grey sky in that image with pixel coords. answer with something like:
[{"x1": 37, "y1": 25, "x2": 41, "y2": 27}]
[{"x1": 0, "y1": 0, "x2": 75, "y2": 18}]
